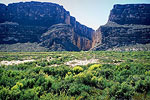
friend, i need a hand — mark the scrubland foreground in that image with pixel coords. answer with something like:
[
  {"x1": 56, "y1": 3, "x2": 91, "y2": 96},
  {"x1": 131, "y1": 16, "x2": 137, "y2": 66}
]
[{"x1": 0, "y1": 51, "x2": 150, "y2": 100}]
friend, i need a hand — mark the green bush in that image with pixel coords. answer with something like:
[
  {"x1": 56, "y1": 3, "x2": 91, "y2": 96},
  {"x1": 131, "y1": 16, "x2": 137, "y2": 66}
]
[
  {"x1": 109, "y1": 82, "x2": 134, "y2": 99},
  {"x1": 73, "y1": 66, "x2": 83, "y2": 74},
  {"x1": 20, "y1": 89, "x2": 39, "y2": 100},
  {"x1": 68, "y1": 83, "x2": 91, "y2": 95},
  {"x1": 0, "y1": 87, "x2": 10, "y2": 100},
  {"x1": 73, "y1": 71, "x2": 93, "y2": 84},
  {"x1": 0, "y1": 51, "x2": 150, "y2": 100},
  {"x1": 88, "y1": 64, "x2": 102, "y2": 70}
]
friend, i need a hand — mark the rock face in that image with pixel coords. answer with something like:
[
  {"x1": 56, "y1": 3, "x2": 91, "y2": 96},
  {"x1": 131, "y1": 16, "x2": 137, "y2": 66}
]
[
  {"x1": 0, "y1": 2, "x2": 70, "y2": 26},
  {"x1": 1, "y1": 2, "x2": 149, "y2": 51},
  {"x1": 0, "y1": 1, "x2": 94, "y2": 51},
  {"x1": 109, "y1": 4, "x2": 150, "y2": 25},
  {"x1": 92, "y1": 4, "x2": 150, "y2": 51},
  {"x1": 0, "y1": 4, "x2": 7, "y2": 23},
  {"x1": 0, "y1": 22, "x2": 47, "y2": 44},
  {"x1": 40, "y1": 24, "x2": 79, "y2": 51},
  {"x1": 92, "y1": 29, "x2": 102, "y2": 48}
]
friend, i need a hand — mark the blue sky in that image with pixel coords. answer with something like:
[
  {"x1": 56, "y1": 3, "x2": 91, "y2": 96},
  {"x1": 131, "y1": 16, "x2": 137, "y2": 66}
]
[{"x1": 0, "y1": 0, "x2": 150, "y2": 30}]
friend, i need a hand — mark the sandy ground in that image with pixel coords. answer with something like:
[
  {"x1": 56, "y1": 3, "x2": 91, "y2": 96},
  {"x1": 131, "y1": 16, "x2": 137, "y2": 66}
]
[
  {"x1": 0, "y1": 59, "x2": 35, "y2": 66},
  {"x1": 65, "y1": 59, "x2": 99, "y2": 67},
  {"x1": 0, "y1": 57, "x2": 99, "y2": 67}
]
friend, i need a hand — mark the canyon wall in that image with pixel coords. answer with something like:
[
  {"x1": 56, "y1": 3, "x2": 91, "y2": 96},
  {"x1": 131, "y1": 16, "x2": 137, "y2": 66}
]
[
  {"x1": 1, "y1": 2, "x2": 149, "y2": 51},
  {"x1": 0, "y1": 1, "x2": 94, "y2": 51},
  {"x1": 109, "y1": 4, "x2": 150, "y2": 25},
  {"x1": 92, "y1": 4, "x2": 150, "y2": 50}
]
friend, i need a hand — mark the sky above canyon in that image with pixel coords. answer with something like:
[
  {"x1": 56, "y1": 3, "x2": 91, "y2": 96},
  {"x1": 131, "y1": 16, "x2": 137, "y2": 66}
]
[{"x1": 0, "y1": 0, "x2": 150, "y2": 30}]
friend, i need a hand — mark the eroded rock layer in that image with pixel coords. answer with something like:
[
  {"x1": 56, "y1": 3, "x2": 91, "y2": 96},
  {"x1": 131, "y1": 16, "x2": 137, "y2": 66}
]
[
  {"x1": 109, "y1": 4, "x2": 150, "y2": 25},
  {"x1": 92, "y1": 4, "x2": 150, "y2": 51},
  {"x1": 0, "y1": 1, "x2": 94, "y2": 51}
]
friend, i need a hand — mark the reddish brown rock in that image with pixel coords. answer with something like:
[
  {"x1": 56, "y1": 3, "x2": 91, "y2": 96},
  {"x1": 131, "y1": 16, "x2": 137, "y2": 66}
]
[
  {"x1": 92, "y1": 28, "x2": 102, "y2": 48},
  {"x1": 73, "y1": 33, "x2": 93, "y2": 50}
]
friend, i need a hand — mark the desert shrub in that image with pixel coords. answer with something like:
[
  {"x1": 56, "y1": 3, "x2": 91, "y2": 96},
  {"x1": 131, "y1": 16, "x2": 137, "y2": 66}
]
[
  {"x1": 43, "y1": 66, "x2": 70, "y2": 77},
  {"x1": 10, "y1": 82, "x2": 23, "y2": 100},
  {"x1": 40, "y1": 92, "x2": 74, "y2": 100},
  {"x1": 91, "y1": 76, "x2": 103, "y2": 87},
  {"x1": 145, "y1": 71, "x2": 150, "y2": 75},
  {"x1": 135, "y1": 76, "x2": 150, "y2": 93},
  {"x1": 35, "y1": 75, "x2": 46, "y2": 86},
  {"x1": 119, "y1": 69, "x2": 132, "y2": 79},
  {"x1": 0, "y1": 87, "x2": 11, "y2": 100},
  {"x1": 33, "y1": 67, "x2": 43, "y2": 73},
  {"x1": 51, "y1": 82, "x2": 63, "y2": 93},
  {"x1": 144, "y1": 64, "x2": 150, "y2": 71},
  {"x1": 116, "y1": 64, "x2": 131, "y2": 71},
  {"x1": 0, "y1": 67, "x2": 4, "y2": 74},
  {"x1": 22, "y1": 78, "x2": 36, "y2": 88},
  {"x1": 73, "y1": 71, "x2": 93, "y2": 85},
  {"x1": 43, "y1": 76, "x2": 55, "y2": 91},
  {"x1": 65, "y1": 73, "x2": 74, "y2": 83},
  {"x1": 99, "y1": 68, "x2": 114, "y2": 79},
  {"x1": 132, "y1": 92, "x2": 150, "y2": 100},
  {"x1": 37, "y1": 61, "x2": 48, "y2": 67},
  {"x1": 109, "y1": 82, "x2": 134, "y2": 99},
  {"x1": 0, "y1": 70, "x2": 23, "y2": 87},
  {"x1": 1, "y1": 51, "x2": 150, "y2": 100},
  {"x1": 88, "y1": 64, "x2": 102, "y2": 70},
  {"x1": 20, "y1": 89, "x2": 39, "y2": 100},
  {"x1": 102, "y1": 64, "x2": 115, "y2": 69},
  {"x1": 73, "y1": 66, "x2": 83, "y2": 74},
  {"x1": 68, "y1": 83, "x2": 91, "y2": 95},
  {"x1": 14, "y1": 64, "x2": 33, "y2": 70},
  {"x1": 11, "y1": 82, "x2": 23, "y2": 90}
]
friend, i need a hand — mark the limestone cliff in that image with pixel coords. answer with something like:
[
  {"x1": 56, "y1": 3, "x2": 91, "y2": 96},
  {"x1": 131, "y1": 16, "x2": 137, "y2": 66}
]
[
  {"x1": 40, "y1": 24, "x2": 79, "y2": 51},
  {"x1": 1, "y1": 2, "x2": 149, "y2": 51},
  {"x1": 109, "y1": 4, "x2": 150, "y2": 25},
  {"x1": 92, "y1": 4, "x2": 150, "y2": 51},
  {"x1": 0, "y1": 1, "x2": 94, "y2": 51},
  {"x1": 92, "y1": 28, "x2": 102, "y2": 48}
]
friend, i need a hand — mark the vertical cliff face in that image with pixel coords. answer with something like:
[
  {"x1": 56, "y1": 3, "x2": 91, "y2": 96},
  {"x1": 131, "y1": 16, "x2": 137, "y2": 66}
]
[
  {"x1": 92, "y1": 28, "x2": 102, "y2": 48},
  {"x1": 0, "y1": 22, "x2": 47, "y2": 44},
  {"x1": 109, "y1": 4, "x2": 150, "y2": 25},
  {"x1": 0, "y1": 4, "x2": 7, "y2": 23},
  {"x1": 3, "y1": 2, "x2": 70, "y2": 26},
  {"x1": 0, "y1": 1, "x2": 94, "y2": 51},
  {"x1": 69, "y1": 16, "x2": 95, "y2": 50},
  {"x1": 2, "y1": 2, "x2": 149, "y2": 51},
  {"x1": 91, "y1": 4, "x2": 150, "y2": 51},
  {"x1": 40, "y1": 24, "x2": 80, "y2": 51},
  {"x1": 73, "y1": 33, "x2": 93, "y2": 50}
]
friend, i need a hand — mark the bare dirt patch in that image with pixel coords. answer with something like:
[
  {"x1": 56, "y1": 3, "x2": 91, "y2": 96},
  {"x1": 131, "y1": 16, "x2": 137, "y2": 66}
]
[
  {"x1": 65, "y1": 59, "x2": 99, "y2": 67},
  {"x1": 0, "y1": 59, "x2": 35, "y2": 66}
]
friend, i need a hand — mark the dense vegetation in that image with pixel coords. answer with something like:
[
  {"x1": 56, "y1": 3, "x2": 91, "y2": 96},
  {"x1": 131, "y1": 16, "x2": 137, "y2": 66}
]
[{"x1": 0, "y1": 51, "x2": 150, "y2": 100}]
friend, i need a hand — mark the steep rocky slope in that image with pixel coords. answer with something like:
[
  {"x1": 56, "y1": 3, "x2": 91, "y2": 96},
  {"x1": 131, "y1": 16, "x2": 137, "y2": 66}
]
[
  {"x1": 0, "y1": 22, "x2": 47, "y2": 44},
  {"x1": 92, "y1": 4, "x2": 150, "y2": 51},
  {"x1": 109, "y1": 4, "x2": 150, "y2": 25},
  {"x1": 40, "y1": 24, "x2": 79, "y2": 51},
  {"x1": 1, "y1": 2, "x2": 150, "y2": 51},
  {"x1": 0, "y1": 1, "x2": 94, "y2": 51}
]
